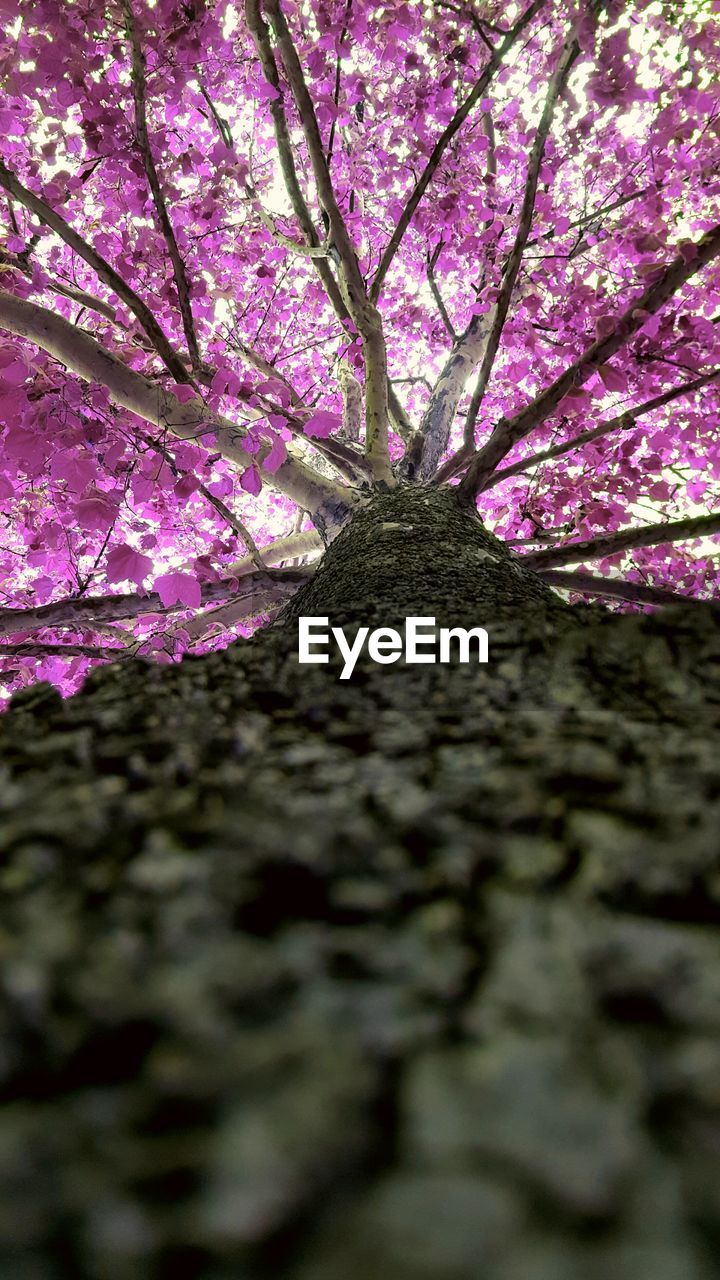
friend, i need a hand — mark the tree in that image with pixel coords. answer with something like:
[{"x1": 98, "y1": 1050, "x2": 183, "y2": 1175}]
[
  {"x1": 1, "y1": 1, "x2": 720, "y2": 1276},
  {"x1": 1, "y1": 0, "x2": 720, "y2": 686}
]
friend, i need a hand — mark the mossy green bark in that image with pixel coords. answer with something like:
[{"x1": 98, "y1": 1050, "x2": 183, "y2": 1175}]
[{"x1": 1, "y1": 487, "x2": 719, "y2": 1278}]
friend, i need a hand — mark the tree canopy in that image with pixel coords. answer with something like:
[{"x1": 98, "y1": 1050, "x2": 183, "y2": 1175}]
[{"x1": 1, "y1": 0, "x2": 719, "y2": 700}]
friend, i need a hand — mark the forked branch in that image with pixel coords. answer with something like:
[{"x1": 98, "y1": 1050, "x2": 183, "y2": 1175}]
[
  {"x1": 0, "y1": 291, "x2": 350, "y2": 521},
  {"x1": 0, "y1": 568, "x2": 311, "y2": 640},
  {"x1": 370, "y1": 0, "x2": 546, "y2": 302},
  {"x1": 263, "y1": 0, "x2": 393, "y2": 483},
  {"x1": 458, "y1": 220, "x2": 720, "y2": 501},
  {"x1": 462, "y1": 8, "x2": 592, "y2": 446},
  {"x1": 0, "y1": 161, "x2": 190, "y2": 383},
  {"x1": 482, "y1": 368, "x2": 720, "y2": 488}
]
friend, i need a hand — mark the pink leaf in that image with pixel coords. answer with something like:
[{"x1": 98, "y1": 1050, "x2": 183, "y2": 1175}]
[
  {"x1": 50, "y1": 451, "x2": 97, "y2": 493},
  {"x1": 171, "y1": 383, "x2": 198, "y2": 404},
  {"x1": 255, "y1": 379, "x2": 291, "y2": 406},
  {"x1": 0, "y1": 357, "x2": 30, "y2": 388},
  {"x1": 210, "y1": 367, "x2": 241, "y2": 397},
  {"x1": 678, "y1": 240, "x2": 698, "y2": 263},
  {"x1": 595, "y1": 315, "x2": 616, "y2": 340},
  {"x1": 76, "y1": 493, "x2": 117, "y2": 531},
  {"x1": 106, "y1": 544, "x2": 154, "y2": 587},
  {"x1": 633, "y1": 232, "x2": 663, "y2": 253},
  {"x1": 303, "y1": 409, "x2": 341, "y2": 438},
  {"x1": 256, "y1": 78, "x2": 281, "y2": 101},
  {"x1": 240, "y1": 464, "x2": 262, "y2": 496},
  {"x1": 154, "y1": 572, "x2": 202, "y2": 609},
  {"x1": 639, "y1": 314, "x2": 662, "y2": 339},
  {"x1": 207, "y1": 475, "x2": 233, "y2": 498},
  {"x1": 261, "y1": 433, "x2": 287, "y2": 474},
  {"x1": 598, "y1": 364, "x2": 626, "y2": 393},
  {"x1": 174, "y1": 474, "x2": 202, "y2": 499},
  {"x1": 3, "y1": 428, "x2": 48, "y2": 475},
  {"x1": 131, "y1": 474, "x2": 156, "y2": 504}
]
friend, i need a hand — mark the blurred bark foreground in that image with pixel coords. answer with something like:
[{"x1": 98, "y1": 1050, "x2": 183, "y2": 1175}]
[{"x1": 1, "y1": 488, "x2": 720, "y2": 1279}]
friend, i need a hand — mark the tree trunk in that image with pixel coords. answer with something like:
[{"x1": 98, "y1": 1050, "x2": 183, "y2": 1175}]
[{"x1": 1, "y1": 486, "x2": 719, "y2": 1280}]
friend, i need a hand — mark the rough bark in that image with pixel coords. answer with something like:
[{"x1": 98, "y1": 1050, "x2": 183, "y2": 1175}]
[{"x1": 1, "y1": 486, "x2": 720, "y2": 1280}]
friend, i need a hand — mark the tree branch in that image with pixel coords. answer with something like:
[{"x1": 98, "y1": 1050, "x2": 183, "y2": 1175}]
[
  {"x1": 402, "y1": 308, "x2": 496, "y2": 481},
  {"x1": 369, "y1": 0, "x2": 546, "y2": 303},
  {"x1": 409, "y1": 81, "x2": 542, "y2": 480},
  {"x1": 5, "y1": 247, "x2": 337, "y2": 493},
  {"x1": 523, "y1": 511, "x2": 720, "y2": 570},
  {"x1": 198, "y1": 83, "x2": 233, "y2": 147},
  {"x1": 458, "y1": 219, "x2": 720, "y2": 501},
  {"x1": 0, "y1": 568, "x2": 310, "y2": 640},
  {"x1": 0, "y1": 642, "x2": 132, "y2": 659},
  {"x1": 338, "y1": 356, "x2": 363, "y2": 441},
  {"x1": 462, "y1": 8, "x2": 590, "y2": 448},
  {"x1": 140, "y1": 428, "x2": 267, "y2": 560},
  {"x1": 244, "y1": 0, "x2": 352, "y2": 326},
  {"x1": 263, "y1": 0, "x2": 393, "y2": 483},
  {"x1": 481, "y1": 368, "x2": 720, "y2": 488},
  {"x1": 0, "y1": 247, "x2": 119, "y2": 321},
  {"x1": 427, "y1": 243, "x2": 457, "y2": 341},
  {"x1": 207, "y1": 338, "x2": 368, "y2": 486},
  {"x1": 0, "y1": 161, "x2": 190, "y2": 383},
  {"x1": 282, "y1": 409, "x2": 373, "y2": 485},
  {"x1": 435, "y1": 0, "x2": 511, "y2": 42},
  {"x1": 167, "y1": 562, "x2": 317, "y2": 645},
  {"x1": 525, "y1": 183, "x2": 656, "y2": 250},
  {"x1": 122, "y1": 0, "x2": 201, "y2": 370},
  {"x1": 537, "y1": 568, "x2": 718, "y2": 610},
  {"x1": 195, "y1": 83, "x2": 374, "y2": 490},
  {"x1": 239, "y1": 17, "x2": 407, "y2": 456},
  {"x1": 226, "y1": 529, "x2": 322, "y2": 577},
  {"x1": 0, "y1": 290, "x2": 350, "y2": 521},
  {"x1": 325, "y1": 0, "x2": 353, "y2": 170},
  {"x1": 388, "y1": 384, "x2": 414, "y2": 441},
  {"x1": 248, "y1": 184, "x2": 333, "y2": 257}
]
